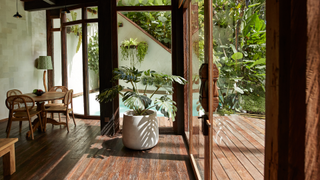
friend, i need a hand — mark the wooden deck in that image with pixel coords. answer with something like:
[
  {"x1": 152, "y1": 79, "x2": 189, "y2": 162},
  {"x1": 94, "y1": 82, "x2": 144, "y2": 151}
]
[
  {"x1": 192, "y1": 114, "x2": 265, "y2": 180},
  {"x1": 0, "y1": 116, "x2": 194, "y2": 180}
]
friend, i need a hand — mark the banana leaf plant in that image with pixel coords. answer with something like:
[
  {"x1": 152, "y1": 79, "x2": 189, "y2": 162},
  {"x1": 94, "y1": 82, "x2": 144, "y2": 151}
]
[{"x1": 96, "y1": 66, "x2": 187, "y2": 121}]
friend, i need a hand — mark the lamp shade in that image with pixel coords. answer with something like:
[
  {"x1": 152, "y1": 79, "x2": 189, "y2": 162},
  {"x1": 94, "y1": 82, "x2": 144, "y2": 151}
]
[{"x1": 38, "y1": 56, "x2": 53, "y2": 70}]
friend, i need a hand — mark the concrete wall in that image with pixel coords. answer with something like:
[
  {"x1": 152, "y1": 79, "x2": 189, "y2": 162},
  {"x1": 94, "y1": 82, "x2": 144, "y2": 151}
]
[{"x1": 0, "y1": 0, "x2": 47, "y2": 119}]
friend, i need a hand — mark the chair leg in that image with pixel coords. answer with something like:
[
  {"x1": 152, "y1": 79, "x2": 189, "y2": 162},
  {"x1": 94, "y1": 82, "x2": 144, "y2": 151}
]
[
  {"x1": 72, "y1": 111, "x2": 76, "y2": 126},
  {"x1": 19, "y1": 121, "x2": 22, "y2": 133},
  {"x1": 66, "y1": 112, "x2": 69, "y2": 132},
  {"x1": 59, "y1": 113, "x2": 61, "y2": 128},
  {"x1": 38, "y1": 114, "x2": 43, "y2": 132},
  {"x1": 51, "y1": 112, "x2": 54, "y2": 119},
  {"x1": 28, "y1": 120, "x2": 34, "y2": 140},
  {"x1": 6, "y1": 119, "x2": 12, "y2": 138}
]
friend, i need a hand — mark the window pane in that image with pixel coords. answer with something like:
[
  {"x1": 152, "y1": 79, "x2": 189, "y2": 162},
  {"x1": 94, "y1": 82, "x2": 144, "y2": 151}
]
[
  {"x1": 87, "y1": 23, "x2": 100, "y2": 116},
  {"x1": 53, "y1": 19, "x2": 60, "y2": 28},
  {"x1": 66, "y1": 9, "x2": 82, "y2": 22},
  {"x1": 117, "y1": 0, "x2": 171, "y2": 6},
  {"x1": 53, "y1": 31, "x2": 61, "y2": 86},
  {"x1": 87, "y1": 7, "x2": 98, "y2": 19}
]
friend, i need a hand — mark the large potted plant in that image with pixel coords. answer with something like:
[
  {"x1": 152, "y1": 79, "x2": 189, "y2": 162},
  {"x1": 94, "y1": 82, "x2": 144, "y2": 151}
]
[{"x1": 96, "y1": 66, "x2": 187, "y2": 150}]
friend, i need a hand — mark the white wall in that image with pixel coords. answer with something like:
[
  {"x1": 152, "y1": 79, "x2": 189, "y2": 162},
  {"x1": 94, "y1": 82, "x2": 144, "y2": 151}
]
[
  {"x1": 0, "y1": 0, "x2": 47, "y2": 119},
  {"x1": 117, "y1": 13, "x2": 172, "y2": 90}
]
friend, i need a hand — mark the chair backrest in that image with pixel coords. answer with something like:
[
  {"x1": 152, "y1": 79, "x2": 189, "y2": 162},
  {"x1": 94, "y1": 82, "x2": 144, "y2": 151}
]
[
  {"x1": 5, "y1": 95, "x2": 35, "y2": 115},
  {"x1": 64, "y1": 89, "x2": 73, "y2": 108},
  {"x1": 7, "y1": 89, "x2": 22, "y2": 97},
  {"x1": 49, "y1": 86, "x2": 68, "y2": 93}
]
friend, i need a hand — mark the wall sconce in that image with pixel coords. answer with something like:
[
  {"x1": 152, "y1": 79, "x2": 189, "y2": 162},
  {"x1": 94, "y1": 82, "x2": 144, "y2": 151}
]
[{"x1": 13, "y1": 0, "x2": 22, "y2": 18}]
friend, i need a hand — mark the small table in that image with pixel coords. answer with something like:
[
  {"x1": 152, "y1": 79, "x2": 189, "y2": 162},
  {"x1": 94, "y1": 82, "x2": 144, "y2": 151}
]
[
  {"x1": 0, "y1": 138, "x2": 18, "y2": 176},
  {"x1": 24, "y1": 92, "x2": 66, "y2": 138}
]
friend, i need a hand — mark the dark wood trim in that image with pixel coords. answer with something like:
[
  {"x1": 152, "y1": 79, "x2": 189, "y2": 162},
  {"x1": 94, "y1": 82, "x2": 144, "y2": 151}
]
[
  {"x1": 46, "y1": 10, "x2": 54, "y2": 91},
  {"x1": 62, "y1": 19, "x2": 98, "y2": 27},
  {"x1": 24, "y1": 0, "x2": 98, "y2": 11},
  {"x1": 187, "y1": 0, "x2": 193, "y2": 155},
  {"x1": 112, "y1": 0, "x2": 119, "y2": 134},
  {"x1": 48, "y1": 9, "x2": 60, "y2": 18},
  {"x1": 61, "y1": 13, "x2": 68, "y2": 88},
  {"x1": 51, "y1": 28, "x2": 60, "y2": 32},
  {"x1": 183, "y1": 0, "x2": 190, "y2": 9},
  {"x1": 183, "y1": 8, "x2": 188, "y2": 132},
  {"x1": 204, "y1": 0, "x2": 213, "y2": 179},
  {"x1": 82, "y1": 7, "x2": 89, "y2": 117},
  {"x1": 171, "y1": 0, "x2": 184, "y2": 134},
  {"x1": 115, "y1": 5, "x2": 171, "y2": 12}
]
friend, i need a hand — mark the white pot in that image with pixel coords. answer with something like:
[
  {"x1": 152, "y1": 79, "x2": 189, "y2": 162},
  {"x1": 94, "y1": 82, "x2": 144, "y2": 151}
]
[{"x1": 122, "y1": 110, "x2": 159, "y2": 150}]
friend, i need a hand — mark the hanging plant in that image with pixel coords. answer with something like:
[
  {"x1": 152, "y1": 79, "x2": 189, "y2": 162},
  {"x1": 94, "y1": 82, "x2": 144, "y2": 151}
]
[{"x1": 136, "y1": 42, "x2": 148, "y2": 63}]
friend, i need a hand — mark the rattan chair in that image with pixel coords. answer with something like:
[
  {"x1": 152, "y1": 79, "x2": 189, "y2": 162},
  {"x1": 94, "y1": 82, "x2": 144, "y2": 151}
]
[
  {"x1": 45, "y1": 86, "x2": 68, "y2": 122},
  {"x1": 44, "y1": 89, "x2": 76, "y2": 132},
  {"x1": 6, "y1": 89, "x2": 23, "y2": 133},
  {"x1": 6, "y1": 95, "x2": 43, "y2": 140}
]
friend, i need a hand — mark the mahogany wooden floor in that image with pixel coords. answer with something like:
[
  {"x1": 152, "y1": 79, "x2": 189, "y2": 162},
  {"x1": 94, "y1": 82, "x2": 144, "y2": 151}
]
[
  {"x1": 192, "y1": 114, "x2": 265, "y2": 180},
  {"x1": 0, "y1": 116, "x2": 194, "y2": 180}
]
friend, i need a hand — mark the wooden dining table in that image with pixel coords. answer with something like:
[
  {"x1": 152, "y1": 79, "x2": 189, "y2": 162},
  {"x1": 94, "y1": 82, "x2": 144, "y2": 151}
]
[{"x1": 24, "y1": 92, "x2": 66, "y2": 138}]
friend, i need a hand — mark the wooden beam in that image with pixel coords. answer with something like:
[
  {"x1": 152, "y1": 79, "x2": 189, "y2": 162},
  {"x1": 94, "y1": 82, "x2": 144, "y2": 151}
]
[
  {"x1": 82, "y1": 7, "x2": 89, "y2": 116},
  {"x1": 61, "y1": 13, "x2": 68, "y2": 88},
  {"x1": 24, "y1": 0, "x2": 98, "y2": 11},
  {"x1": 46, "y1": 10, "x2": 54, "y2": 91},
  {"x1": 43, "y1": 0, "x2": 55, "y2": 5},
  {"x1": 98, "y1": 0, "x2": 118, "y2": 136}
]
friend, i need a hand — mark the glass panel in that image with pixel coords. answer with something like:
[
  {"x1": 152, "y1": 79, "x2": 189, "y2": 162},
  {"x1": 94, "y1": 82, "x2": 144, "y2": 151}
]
[
  {"x1": 53, "y1": 31, "x2": 62, "y2": 86},
  {"x1": 66, "y1": 9, "x2": 82, "y2": 22},
  {"x1": 117, "y1": 0, "x2": 171, "y2": 6},
  {"x1": 117, "y1": 11, "x2": 172, "y2": 129},
  {"x1": 53, "y1": 19, "x2": 60, "y2": 28},
  {"x1": 87, "y1": 23, "x2": 100, "y2": 116},
  {"x1": 190, "y1": 1, "x2": 205, "y2": 178},
  {"x1": 87, "y1": 7, "x2": 98, "y2": 19},
  {"x1": 67, "y1": 24, "x2": 84, "y2": 115}
]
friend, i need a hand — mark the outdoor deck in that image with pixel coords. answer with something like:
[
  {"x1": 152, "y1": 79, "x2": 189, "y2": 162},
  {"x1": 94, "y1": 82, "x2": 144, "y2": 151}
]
[
  {"x1": 0, "y1": 116, "x2": 194, "y2": 180},
  {"x1": 193, "y1": 115, "x2": 265, "y2": 180}
]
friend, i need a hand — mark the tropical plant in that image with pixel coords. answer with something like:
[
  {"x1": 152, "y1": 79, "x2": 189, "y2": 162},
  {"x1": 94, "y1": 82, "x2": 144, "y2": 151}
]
[
  {"x1": 67, "y1": 11, "x2": 82, "y2": 53},
  {"x1": 120, "y1": 38, "x2": 148, "y2": 66},
  {"x1": 96, "y1": 66, "x2": 187, "y2": 120},
  {"x1": 88, "y1": 32, "x2": 99, "y2": 74}
]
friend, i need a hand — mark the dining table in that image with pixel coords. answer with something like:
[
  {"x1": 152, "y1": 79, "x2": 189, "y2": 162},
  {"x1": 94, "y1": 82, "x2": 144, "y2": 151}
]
[{"x1": 24, "y1": 92, "x2": 66, "y2": 138}]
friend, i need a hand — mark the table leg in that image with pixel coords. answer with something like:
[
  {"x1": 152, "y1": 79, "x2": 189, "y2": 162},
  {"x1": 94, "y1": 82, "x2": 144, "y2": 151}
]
[{"x1": 3, "y1": 145, "x2": 16, "y2": 176}]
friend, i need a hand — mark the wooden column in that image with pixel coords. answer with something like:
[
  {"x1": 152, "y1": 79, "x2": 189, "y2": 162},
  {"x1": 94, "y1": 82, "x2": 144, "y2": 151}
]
[
  {"x1": 265, "y1": 0, "x2": 320, "y2": 179},
  {"x1": 98, "y1": 0, "x2": 118, "y2": 135},
  {"x1": 172, "y1": 0, "x2": 185, "y2": 134},
  {"x1": 82, "y1": 7, "x2": 89, "y2": 116},
  {"x1": 46, "y1": 10, "x2": 54, "y2": 91},
  {"x1": 61, "y1": 13, "x2": 68, "y2": 88}
]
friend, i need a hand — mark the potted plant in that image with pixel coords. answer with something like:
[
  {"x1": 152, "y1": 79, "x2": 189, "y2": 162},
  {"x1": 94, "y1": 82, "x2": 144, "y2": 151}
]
[
  {"x1": 120, "y1": 38, "x2": 148, "y2": 67},
  {"x1": 96, "y1": 66, "x2": 187, "y2": 150}
]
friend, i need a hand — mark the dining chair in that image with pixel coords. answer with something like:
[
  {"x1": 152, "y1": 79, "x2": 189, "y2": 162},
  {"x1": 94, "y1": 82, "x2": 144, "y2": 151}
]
[
  {"x1": 45, "y1": 86, "x2": 68, "y2": 122},
  {"x1": 5, "y1": 95, "x2": 43, "y2": 140},
  {"x1": 44, "y1": 89, "x2": 76, "y2": 132},
  {"x1": 6, "y1": 89, "x2": 23, "y2": 133}
]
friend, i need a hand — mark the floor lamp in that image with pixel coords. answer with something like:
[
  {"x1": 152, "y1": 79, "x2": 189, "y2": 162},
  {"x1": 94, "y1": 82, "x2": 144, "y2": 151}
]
[{"x1": 37, "y1": 56, "x2": 53, "y2": 92}]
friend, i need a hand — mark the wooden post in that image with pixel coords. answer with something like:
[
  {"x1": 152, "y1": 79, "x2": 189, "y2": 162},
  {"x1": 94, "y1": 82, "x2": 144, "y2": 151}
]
[
  {"x1": 82, "y1": 7, "x2": 89, "y2": 116},
  {"x1": 265, "y1": 0, "x2": 320, "y2": 179},
  {"x1": 61, "y1": 12, "x2": 68, "y2": 88},
  {"x1": 46, "y1": 10, "x2": 54, "y2": 90}
]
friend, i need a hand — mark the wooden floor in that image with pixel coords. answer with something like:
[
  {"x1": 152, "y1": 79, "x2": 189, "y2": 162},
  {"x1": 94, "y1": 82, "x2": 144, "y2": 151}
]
[
  {"x1": 0, "y1": 116, "x2": 194, "y2": 180},
  {"x1": 192, "y1": 115, "x2": 265, "y2": 180}
]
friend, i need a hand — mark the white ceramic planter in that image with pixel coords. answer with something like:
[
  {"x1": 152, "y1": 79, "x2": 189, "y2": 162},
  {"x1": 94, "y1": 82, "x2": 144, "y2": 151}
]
[{"x1": 122, "y1": 110, "x2": 159, "y2": 150}]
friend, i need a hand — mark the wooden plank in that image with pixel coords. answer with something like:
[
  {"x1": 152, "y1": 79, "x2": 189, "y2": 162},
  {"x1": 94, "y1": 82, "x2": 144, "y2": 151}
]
[
  {"x1": 183, "y1": 8, "x2": 189, "y2": 132},
  {"x1": 238, "y1": 116, "x2": 265, "y2": 135}
]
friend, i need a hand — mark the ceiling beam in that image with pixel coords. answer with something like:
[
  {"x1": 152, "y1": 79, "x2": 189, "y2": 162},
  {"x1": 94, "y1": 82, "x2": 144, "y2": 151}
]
[
  {"x1": 43, "y1": 0, "x2": 55, "y2": 5},
  {"x1": 24, "y1": 0, "x2": 98, "y2": 11}
]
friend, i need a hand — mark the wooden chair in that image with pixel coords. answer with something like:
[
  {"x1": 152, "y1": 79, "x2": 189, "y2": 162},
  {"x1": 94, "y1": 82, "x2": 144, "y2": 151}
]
[
  {"x1": 5, "y1": 95, "x2": 42, "y2": 140},
  {"x1": 44, "y1": 90, "x2": 76, "y2": 132},
  {"x1": 6, "y1": 89, "x2": 23, "y2": 133},
  {"x1": 45, "y1": 86, "x2": 68, "y2": 122}
]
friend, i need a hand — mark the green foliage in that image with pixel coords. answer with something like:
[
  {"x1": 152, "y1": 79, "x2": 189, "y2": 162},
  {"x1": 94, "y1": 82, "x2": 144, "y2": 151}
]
[
  {"x1": 121, "y1": 8, "x2": 171, "y2": 49},
  {"x1": 120, "y1": 38, "x2": 148, "y2": 66},
  {"x1": 96, "y1": 66, "x2": 187, "y2": 121},
  {"x1": 88, "y1": 32, "x2": 99, "y2": 74},
  {"x1": 240, "y1": 91, "x2": 265, "y2": 114}
]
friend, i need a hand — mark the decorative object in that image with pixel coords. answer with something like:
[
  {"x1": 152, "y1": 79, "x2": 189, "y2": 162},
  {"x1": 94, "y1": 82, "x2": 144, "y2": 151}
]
[
  {"x1": 120, "y1": 38, "x2": 148, "y2": 67},
  {"x1": 118, "y1": 22, "x2": 123, "y2": 27},
  {"x1": 97, "y1": 66, "x2": 187, "y2": 150},
  {"x1": 37, "y1": 56, "x2": 53, "y2": 93},
  {"x1": 33, "y1": 89, "x2": 45, "y2": 96},
  {"x1": 13, "y1": 0, "x2": 22, "y2": 18}
]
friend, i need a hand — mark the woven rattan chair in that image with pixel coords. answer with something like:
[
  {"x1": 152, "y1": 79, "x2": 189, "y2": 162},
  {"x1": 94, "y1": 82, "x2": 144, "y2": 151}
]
[
  {"x1": 6, "y1": 95, "x2": 43, "y2": 140},
  {"x1": 45, "y1": 86, "x2": 68, "y2": 122},
  {"x1": 44, "y1": 89, "x2": 76, "y2": 132},
  {"x1": 6, "y1": 89, "x2": 23, "y2": 133}
]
